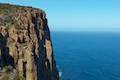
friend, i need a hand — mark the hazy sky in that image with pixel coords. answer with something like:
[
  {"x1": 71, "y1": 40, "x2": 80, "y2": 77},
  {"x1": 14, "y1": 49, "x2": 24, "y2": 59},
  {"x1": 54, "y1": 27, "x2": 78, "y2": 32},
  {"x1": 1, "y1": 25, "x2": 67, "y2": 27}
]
[{"x1": 0, "y1": 0, "x2": 120, "y2": 32}]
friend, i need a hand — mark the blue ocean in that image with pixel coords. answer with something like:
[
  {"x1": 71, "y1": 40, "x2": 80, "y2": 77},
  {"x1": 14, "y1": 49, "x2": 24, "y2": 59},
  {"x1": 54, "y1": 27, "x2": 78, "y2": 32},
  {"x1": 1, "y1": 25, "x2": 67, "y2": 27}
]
[{"x1": 51, "y1": 32, "x2": 120, "y2": 80}]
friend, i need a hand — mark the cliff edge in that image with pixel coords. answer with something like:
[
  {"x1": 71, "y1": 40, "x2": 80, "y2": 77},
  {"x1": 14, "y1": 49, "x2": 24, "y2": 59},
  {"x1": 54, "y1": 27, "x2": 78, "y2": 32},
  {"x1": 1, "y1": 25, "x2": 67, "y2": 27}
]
[{"x1": 0, "y1": 4, "x2": 59, "y2": 80}]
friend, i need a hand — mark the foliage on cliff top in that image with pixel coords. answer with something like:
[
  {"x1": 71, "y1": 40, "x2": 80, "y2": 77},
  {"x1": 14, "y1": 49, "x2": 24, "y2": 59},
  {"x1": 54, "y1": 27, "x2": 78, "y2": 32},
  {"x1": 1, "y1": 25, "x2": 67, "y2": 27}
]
[
  {"x1": 0, "y1": 3, "x2": 45, "y2": 14},
  {"x1": 0, "y1": 3, "x2": 46, "y2": 29},
  {"x1": 0, "y1": 4, "x2": 18, "y2": 14}
]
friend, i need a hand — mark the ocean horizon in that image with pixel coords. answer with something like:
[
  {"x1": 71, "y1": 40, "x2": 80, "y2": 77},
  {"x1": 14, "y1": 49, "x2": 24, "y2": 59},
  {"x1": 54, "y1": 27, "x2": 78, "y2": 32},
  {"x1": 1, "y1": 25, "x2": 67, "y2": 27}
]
[{"x1": 51, "y1": 31, "x2": 120, "y2": 80}]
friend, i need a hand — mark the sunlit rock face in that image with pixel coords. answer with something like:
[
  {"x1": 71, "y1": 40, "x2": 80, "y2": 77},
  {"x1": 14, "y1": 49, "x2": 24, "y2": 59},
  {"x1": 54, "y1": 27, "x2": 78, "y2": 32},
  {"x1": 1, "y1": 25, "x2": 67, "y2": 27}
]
[{"x1": 0, "y1": 3, "x2": 59, "y2": 80}]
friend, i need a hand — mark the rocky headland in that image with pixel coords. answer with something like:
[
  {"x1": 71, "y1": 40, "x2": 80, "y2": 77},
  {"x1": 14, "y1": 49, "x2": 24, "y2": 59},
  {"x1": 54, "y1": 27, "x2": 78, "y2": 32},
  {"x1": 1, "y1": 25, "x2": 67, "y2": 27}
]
[{"x1": 0, "y1": 3, "x2": 59, "y2": 80}]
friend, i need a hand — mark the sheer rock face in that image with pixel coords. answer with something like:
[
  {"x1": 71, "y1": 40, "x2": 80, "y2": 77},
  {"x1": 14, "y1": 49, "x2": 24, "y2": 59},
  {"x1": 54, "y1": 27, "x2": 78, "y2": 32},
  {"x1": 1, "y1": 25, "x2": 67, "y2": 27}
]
[{"x1": 0, "y1": 4, "x2": 59, "y2": 80}]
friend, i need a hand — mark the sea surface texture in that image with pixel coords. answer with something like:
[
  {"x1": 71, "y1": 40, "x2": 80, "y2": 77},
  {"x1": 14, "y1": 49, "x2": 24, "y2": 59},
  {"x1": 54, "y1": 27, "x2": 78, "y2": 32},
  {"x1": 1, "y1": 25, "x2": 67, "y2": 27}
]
[{"x1": 51, "y1": 32, "x2": 120, "y2": 80}]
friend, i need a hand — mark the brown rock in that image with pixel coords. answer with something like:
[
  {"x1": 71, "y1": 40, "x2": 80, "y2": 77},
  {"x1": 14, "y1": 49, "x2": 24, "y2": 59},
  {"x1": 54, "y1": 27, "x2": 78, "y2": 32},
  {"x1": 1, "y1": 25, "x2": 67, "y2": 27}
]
[{"x1": 0, "y1": 3, "x2": 59, "y2": 80}]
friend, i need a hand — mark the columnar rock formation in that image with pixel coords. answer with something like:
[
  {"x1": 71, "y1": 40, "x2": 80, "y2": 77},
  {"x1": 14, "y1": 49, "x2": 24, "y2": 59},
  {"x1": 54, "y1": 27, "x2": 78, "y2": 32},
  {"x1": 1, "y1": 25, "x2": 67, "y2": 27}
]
[{"x1": 0, "y1": 4, "x2": 59, "y2": 80}]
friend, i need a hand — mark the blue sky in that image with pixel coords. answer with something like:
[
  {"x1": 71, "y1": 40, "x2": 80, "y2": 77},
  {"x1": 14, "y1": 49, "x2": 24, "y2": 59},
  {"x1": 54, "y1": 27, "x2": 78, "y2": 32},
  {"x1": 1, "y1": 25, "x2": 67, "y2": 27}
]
[{"x1": 0, "y1": 0, "x2": 120, "y2": 32}]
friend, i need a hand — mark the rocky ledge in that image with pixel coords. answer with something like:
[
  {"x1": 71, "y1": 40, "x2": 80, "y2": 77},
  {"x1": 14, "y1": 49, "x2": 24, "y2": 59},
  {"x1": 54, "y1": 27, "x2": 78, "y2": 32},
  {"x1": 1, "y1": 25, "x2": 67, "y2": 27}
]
[{"x1": 0, "y1": 3, "x2": 59, "y2": 80}]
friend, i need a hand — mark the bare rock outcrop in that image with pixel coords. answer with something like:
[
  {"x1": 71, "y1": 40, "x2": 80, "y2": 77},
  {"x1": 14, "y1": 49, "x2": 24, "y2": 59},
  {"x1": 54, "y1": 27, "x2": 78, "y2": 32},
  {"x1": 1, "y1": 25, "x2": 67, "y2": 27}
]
[{"x1": 0, "y1": 3, "x2": 59, "y2": 80}]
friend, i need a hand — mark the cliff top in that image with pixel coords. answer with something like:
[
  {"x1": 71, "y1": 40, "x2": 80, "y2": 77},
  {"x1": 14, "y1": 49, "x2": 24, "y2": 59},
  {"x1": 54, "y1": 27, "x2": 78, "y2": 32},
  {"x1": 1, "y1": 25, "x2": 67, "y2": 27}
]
[
  {"x1": 0, "y1": 3, "x2": 46, "y2": 30},
  {"x1": 0, "y1": 3, "x2": 45, "y2": 14}
]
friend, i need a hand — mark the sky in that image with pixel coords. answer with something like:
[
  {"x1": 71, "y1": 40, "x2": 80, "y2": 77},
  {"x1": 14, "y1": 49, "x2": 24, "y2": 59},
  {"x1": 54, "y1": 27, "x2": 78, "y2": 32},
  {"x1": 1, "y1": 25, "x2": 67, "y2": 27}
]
[{"x1": 0, "y1": 0, "x2": 120, "y2": 32}]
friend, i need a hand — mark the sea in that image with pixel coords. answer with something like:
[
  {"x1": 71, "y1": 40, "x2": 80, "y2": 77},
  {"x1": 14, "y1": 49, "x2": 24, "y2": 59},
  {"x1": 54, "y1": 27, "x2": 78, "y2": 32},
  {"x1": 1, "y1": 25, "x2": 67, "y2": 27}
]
[{"x1": 51, "y1": 31, "x2": 120, "y2": 80}]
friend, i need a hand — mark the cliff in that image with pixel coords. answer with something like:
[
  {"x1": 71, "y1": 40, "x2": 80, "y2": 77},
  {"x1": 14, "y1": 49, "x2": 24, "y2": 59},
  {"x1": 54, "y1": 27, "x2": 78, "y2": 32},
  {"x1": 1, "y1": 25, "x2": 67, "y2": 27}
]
[{"x1": 0, "y1": 4, "x2": 59, "y2": 80}]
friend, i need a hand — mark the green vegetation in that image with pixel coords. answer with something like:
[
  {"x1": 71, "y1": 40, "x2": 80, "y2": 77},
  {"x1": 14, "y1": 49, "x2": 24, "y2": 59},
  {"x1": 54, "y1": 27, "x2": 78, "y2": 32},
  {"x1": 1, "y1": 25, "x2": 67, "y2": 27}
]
[
  {"x1": 0, "y1": 4, "x2": 22, "y2": 29},
  {"x1": 1, "y1": 66, "x2": 12, "y2": 80},
  {"x1": 0, "y1": 4, "x2": 21, "y2": 14},
  {"x1": 0, "y1": 3, "x2": 44, "y2": 14},
  {"x1": 0, "y1": 3, "x2": 45, "y2": 29},
  {"x1": 0, "y1": 15, "x2": 20, "y2": 29},
  {"x1": 16, "y1": 72, "x2": 23, "y2": 80},
  {"x1": 0, "y1": 15, "x2": 13, "y2": 25},
  {"x1": 0, "y1": 65, "x2": 23, "y2": 80},
  {"x1": 2, "y1": 73, "x2": 9, "y2": 80}
]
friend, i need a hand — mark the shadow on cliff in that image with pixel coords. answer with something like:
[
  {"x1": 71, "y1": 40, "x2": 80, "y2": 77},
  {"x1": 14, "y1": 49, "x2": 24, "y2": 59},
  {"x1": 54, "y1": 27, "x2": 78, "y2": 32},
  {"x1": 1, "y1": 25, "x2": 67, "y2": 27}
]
[
  {"x1": 32, "y1": 16, "x2": 51, "y2": 80},
  {"x1": 34, "y1": 18, "x2": 59, "y2": 80},
  {"x1": 0, "y1": 33, "x2": 14, "y2": 68}
]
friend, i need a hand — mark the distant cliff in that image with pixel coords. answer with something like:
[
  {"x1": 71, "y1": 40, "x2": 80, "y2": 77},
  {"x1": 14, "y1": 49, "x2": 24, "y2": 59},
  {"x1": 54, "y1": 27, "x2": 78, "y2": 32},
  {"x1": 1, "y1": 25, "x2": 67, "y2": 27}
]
[{"x1": 0, "y1": 3, "x2": 59, "y2": 80}]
